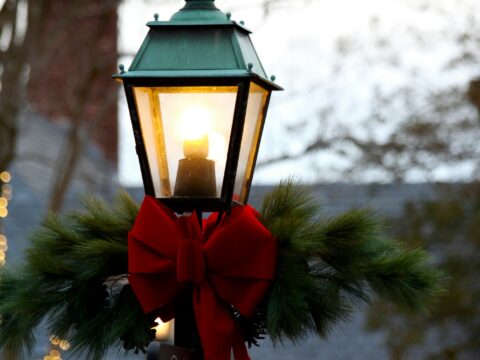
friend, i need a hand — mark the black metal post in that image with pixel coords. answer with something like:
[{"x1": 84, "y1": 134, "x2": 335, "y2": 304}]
[
  {"x1": 174, "y1": 287, "x2": 203, "y2": 359},
  {"x1": 173, "y1": 209, "x2": 204, "y2": 359}
]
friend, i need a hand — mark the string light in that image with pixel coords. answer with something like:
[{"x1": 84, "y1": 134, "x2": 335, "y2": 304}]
[
  {"x1": 49, "y1": 336, "x2": 61, "y2": 346},
  {"x1": 0, "y1": 171, "x2": 10, "y2": 183},
  {"x1": 45, "y1": 335, "x2": 70, "y2": 359},
  {"x1": 43, "y1": 349, "x2": 62, "y2": 360},
  {"x1": 0, "y1": 171, "x2": 10, "y2": 267},
  {"x1": 59, "y1": 340, "x2": 71, "y2": 351},
  {"x1": 152, "y1": 317, "x2": 173, "y2": 340}
]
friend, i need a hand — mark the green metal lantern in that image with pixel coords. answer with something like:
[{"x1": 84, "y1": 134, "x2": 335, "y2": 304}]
[{"x1": 115, "y1": 0, "x2": 282, "y2": 213}]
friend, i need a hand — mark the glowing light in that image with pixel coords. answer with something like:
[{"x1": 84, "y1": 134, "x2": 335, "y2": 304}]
[
  {"x1": 59, "y1": 340, "x2": 71, "y2": 351},
  {"x1": 176, "y1": 106, "x2": 226, "y2": 161},
  {"x1": 208, "y1": 132, "x2": 227, "y2": 161},
  {"x1": 0, "y1": 230, "x2": 6, "y2": 264},
  {"x1": 43, "y1": 356, "x2": 52, "y2": 360},
  {"x1": 179, "y1": 106, "x2": 213, "y2": 142},
  {"x1": 50, "y1": 349, "x2": 61, "y2": 357},
  {"x1": 49, "y1": 336, "x2": 61, "y2": 345},
  {"x1": 0, "y1": 197, "x2": 7, "y2": 207},
  {"x1": 152, "y1": 317, "x2": 172, "y2": 340},
  {"x1": 0, "y1": 208, "x2": 7, "y2": 218},
  {"x1": 0, "y1": 172, "x2": 10, "y2": 183}
]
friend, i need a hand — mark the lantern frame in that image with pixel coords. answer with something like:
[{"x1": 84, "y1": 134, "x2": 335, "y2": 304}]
[{"x1": 115, "y1": 1, "x2": 282, "y2": 213}]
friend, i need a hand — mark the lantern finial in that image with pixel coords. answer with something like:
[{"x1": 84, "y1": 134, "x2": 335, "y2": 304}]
[{"x1": 171, "y1": 0, "x2": 227, "y2": 22}]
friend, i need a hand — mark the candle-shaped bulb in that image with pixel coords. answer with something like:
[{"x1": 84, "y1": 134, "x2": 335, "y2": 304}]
[
  {"x1": 179, "y1": 106, "x2": 213, "y2": 158},
  {"x1": 174, "y1": 105, "x2": 217, "y2": 197},
  {"x1": 183, "y1": 134, "x2": 209, "y2": 159}
]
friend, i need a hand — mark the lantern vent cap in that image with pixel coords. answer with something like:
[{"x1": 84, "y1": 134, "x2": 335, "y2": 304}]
[{"x1": 168, "y1": 0, "x2": 229, "y2": 23}]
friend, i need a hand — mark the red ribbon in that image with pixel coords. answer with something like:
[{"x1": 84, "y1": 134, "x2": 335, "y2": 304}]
[{"x1": 128, "y1": 196, "x2": 277, "y2": 360}]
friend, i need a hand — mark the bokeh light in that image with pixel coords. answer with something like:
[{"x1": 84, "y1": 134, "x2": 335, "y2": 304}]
[{"x1": 0, "y1": 172, "x2": 11, "y2": 183}]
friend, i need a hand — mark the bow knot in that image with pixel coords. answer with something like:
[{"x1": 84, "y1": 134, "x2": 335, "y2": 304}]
[
  {"x1": 128, "y1": 196, "x2": 277, "y2": 360},
  {"x1": 177, "y1": 239, "x2": 205, "y2": 283}
]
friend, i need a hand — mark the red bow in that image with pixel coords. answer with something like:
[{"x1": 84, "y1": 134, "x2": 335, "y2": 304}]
[{"x1": 128, "y1": 196, "x2": 277, "y2": 360}]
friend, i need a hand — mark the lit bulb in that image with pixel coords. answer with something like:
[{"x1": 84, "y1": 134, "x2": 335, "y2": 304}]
[
  {"x1": 174, "y1": 105, "x2": 220, "y2": 197},
  {"x1": 50, "y1": 336, "x2": 61, "y2": 345},
  {"x1": 59, "y1": 340, "x2": 70, "y2": 351},
  {"x1": 152, "y1": 317, "x2": 171, "y2": 340},
  {"x1": 50, "y1": 349, "x2": 61, "y2": 357},
  {"x1": 0, "y1": 172, "x2": 11, "y2": 183},
  {"x1": 179, "y1": 106, "x2": 212, "y2": 159},
  {"x1": 183, "y1": 135, "x2": 209, "y2": 159}
]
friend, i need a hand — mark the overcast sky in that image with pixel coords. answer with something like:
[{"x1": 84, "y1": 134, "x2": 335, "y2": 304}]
[{"x1": 118, "y1": 0, "x2": 480, "y2": 185}]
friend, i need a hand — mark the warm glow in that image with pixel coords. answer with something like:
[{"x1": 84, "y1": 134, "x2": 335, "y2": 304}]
[
  {"x1": 0, "y1": 197, "x2": 7, "y2": 207},
  {"x1": 178, "y1": 105, "x2": 227, "y2": 161},
  {"x1": 0, "y1": 251, "x2": 5, "y2": 261},
  {"x1": 0, "y1": 172, "x2": 11, "y2": 183},
  {"x1": 50, "y1": 349, "x2": 61, "y2": 357},
  {"x1": 0, "y1": 208, "x2": 7, "y2": 218},
  {"x1": 179, "y1": 106, "x2": 213, "y2": 142},
  {"x1": 179, "y1": 106, "x2": 212, "y2": 159},
  {"x1": 49, "y1": 336, "x2": 61, "y2": 345},
  {"x1": 152, "y1": 317, "x2": 172, "y2": 340},
  {"x1": 0, "y1": 234, "x2": 6, "y2": 245},
  {"x1": 59, "y1": 340, "x2": 71, "y2": 351},
  {"x1": 208, "y1": 132, "x2": 227, "y2": 161}
]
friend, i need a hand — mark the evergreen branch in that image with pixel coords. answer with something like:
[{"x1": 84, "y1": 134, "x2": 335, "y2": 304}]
[
  {"x1": 0, "y1": 182, "x2": 445, "y2": 356},
  {"x1": 260, "y1": 180, "x2": 445, "y2": 344},
  {"x1": 366, "y1": 247, "x2": 446, "y2": 311},
  {"x1": 0, "y1": 193, "x2": 152, "y2": 359}
]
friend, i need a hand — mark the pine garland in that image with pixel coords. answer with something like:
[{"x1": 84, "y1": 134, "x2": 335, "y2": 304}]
[{"x1": 0, "y1": 181, "x2": 445, "y2": 359}]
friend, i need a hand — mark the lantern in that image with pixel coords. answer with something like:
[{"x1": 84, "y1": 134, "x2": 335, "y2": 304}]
[{"x1": 116, "y1": 0, "x2": 281, "y2": 213}]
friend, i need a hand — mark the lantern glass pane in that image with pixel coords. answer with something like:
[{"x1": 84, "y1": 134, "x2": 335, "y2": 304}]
[
  {"x1": 233, "y1": 83, "x2": 269, "y2": 203},
  {"x1": 134, "y1": 86, "x2": 238, "y2": 198}
]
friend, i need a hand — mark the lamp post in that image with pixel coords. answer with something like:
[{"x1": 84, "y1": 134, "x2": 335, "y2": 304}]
[{"x1": 115, "y1": 0, "x2": 281, "y2": 358}]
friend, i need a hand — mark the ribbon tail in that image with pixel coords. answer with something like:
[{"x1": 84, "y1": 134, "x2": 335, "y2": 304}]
[
  {"x1": 194, "y1": 283, "x2": 249, "y2": 360},
  {"x1": 232, "y1": 325, "x2": 250, "y2": 360}
]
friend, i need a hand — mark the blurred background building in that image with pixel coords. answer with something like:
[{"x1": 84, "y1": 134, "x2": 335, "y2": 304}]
[{"x1": 1, "y1": 0, "x2": 479, "y2": 359}]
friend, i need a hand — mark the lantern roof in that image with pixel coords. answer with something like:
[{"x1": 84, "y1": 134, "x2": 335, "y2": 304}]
[{"x1": 114, "y1": 0, "x2": 281, "y2": 90}]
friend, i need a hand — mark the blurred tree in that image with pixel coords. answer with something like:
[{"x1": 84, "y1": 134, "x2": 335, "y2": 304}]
[
  {"x1": 1, "y1": 2, "x2": 118, "y2": 357},
  {"x1": 366, "y1": 183, "x2": 480, "y2": 359},
  {"x1": 0, "y1": 0, "x2": 119, "y2": 213},
  {"x1": 0, "y1": 0, "x2": 46, "y2": 175},
  {"x1": 257, "y1": 0, "x2": 480, "y2": 183},
  {"x1": 27, "y1": 0, "x2": 119, "y2": 212}
]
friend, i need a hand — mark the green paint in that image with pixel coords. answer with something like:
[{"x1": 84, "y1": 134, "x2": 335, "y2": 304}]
[{"x1": 115, "y1": 0, "x2": 282, "y2": 91}]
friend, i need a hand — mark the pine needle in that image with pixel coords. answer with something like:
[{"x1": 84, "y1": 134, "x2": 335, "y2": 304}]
[{"x1": 0, "y1": 183, "x2": 445, "y2": 355}]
